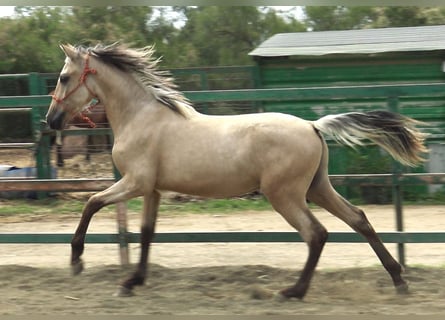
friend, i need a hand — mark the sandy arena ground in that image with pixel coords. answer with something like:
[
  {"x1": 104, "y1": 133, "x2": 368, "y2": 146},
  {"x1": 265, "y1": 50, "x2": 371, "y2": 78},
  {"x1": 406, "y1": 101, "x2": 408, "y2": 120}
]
[
  {"x1": 0, "y1": 150, "x2": 444, "y2": 315},
  {"x1": 0, "y1": 205, "x2": 444, "y2": 315}
]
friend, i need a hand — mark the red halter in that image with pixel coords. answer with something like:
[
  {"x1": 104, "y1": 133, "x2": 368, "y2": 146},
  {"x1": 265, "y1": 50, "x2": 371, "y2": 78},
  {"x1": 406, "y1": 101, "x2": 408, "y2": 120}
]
[{"x1": 51, "y1": 54, "x2": 98, "y2": 128}]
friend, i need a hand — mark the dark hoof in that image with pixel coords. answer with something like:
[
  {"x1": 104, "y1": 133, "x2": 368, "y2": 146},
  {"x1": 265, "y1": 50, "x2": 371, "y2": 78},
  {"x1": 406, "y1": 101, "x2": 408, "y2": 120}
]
[
  {"x1": 396, "y1": 282, "x2": 409, "y2": 295},
  {"x1": 113, "y1": 286, "x2": 134, "y2": 297},
  {"x1": 71, "y1": 260, "x2": 84, "y2": 276},
  {"x1": 278, "y1": 286, "x2": 306, "y2": 300}
]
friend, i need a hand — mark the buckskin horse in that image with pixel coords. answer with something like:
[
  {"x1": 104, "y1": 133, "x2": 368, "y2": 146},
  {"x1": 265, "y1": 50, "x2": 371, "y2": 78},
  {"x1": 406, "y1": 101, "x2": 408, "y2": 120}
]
[{"x1": 46, "y1": 43, "x2": 427, "y2": 298}]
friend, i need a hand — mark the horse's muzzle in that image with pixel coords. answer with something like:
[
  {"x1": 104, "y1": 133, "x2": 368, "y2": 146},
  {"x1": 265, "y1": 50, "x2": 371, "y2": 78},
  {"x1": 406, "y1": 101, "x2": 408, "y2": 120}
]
[{"x1": 46, "y1": 108, "x2": 66, "y2": 130}]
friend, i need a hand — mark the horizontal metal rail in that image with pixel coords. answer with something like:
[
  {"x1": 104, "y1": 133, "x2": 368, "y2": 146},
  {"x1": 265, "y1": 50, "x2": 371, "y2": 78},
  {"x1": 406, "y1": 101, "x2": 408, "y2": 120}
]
[
  {"x1": 41, "y1": 128, "x2": 111, "y2": 136},
  {"x1": 0, "y1": 73, "x2": 29, "y2": 79},
  {"x1": 0, "y1": 143, "x2": 34, "y2": 149},
  {"x1": 329, "y1": 173, "x2": 445, "y2": 185},
  {"x1": 0, "y1": 177, "x2": 39, "y2": 181},
  {"x1": 2, "y1": 83, "x2": 445, "y2": 109},
  {"x1": 0, "y1": 107, "x2": 32, "y2": 112},
  {"x1": 1, "y1": 231, "x2": 445, "y2": 244},
  {"x1": 0, "y1": 95, "x2": 50, "y2": 107},
  {"x1": 172, "y1": 65, "x2": 255, "y2": 74},
  {"x1": 184, "y1": 83, "x2": 445, "y2": 102},
  {"x1": 0, "y1": 178, "x2": 115, "y2": 192},
  {"x1": 0, "y1": 174, "x2": 444, "y2": 193}
]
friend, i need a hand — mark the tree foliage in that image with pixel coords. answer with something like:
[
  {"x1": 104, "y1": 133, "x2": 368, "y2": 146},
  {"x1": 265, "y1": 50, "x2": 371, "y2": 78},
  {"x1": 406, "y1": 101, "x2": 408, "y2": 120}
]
[
  {"x1": 304, "y1": 6, "x2": 445, "y2": 30},
  {"x1": 304, "y1": 6, "x2": 378, "y2": 31},
  {"x1": 0, "y1": 6, "x2": 304, "y2": 72},
  {"x1": 1, "y1": 6, "x2": 445, "y2": 73},
  {"x1": 174, "y1": 7, "x2": 305, "y2": 66}
]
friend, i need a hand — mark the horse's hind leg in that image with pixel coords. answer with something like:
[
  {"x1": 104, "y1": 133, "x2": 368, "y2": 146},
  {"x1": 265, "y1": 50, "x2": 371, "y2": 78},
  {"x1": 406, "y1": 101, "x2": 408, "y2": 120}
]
[
  {"x1": 264, "y1": 188, "x2": 328, "y2": 299},
  {"x1": 307, "y1": 178, "x2": 408, "y2": 294}
]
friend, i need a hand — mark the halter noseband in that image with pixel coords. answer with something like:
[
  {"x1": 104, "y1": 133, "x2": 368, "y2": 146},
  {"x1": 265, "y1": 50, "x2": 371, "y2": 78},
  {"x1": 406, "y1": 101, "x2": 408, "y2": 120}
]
[{"x1": 51, "y1": 53, "x2": 98, "y2": 128}]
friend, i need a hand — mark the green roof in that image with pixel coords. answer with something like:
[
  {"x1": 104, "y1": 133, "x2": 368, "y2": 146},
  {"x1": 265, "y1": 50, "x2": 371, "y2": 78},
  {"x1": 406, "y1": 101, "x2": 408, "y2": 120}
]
[{"x1": 249, "y1": 25, "x2": 445, "y2": 57}]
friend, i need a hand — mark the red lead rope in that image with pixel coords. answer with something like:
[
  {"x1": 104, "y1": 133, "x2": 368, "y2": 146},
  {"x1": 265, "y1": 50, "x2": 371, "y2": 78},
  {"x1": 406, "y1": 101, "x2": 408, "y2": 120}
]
[
  {"x1": 79, "y1": 112, "x2": 97, "y2": 128},
  {"x1": 80, "y1": 99, "x2": 100, "y2": 128}
]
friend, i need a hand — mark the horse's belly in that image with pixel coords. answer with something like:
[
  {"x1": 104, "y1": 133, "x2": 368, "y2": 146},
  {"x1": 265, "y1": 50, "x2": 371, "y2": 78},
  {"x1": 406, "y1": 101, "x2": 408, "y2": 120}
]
[{"x1": 156, "y1": 169, "x2": 258, "y2": 198}]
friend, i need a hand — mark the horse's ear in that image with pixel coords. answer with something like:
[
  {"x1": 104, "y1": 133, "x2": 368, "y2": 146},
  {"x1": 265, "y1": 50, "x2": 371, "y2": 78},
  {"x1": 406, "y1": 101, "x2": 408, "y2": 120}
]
[{"x1": 60, "y1": 44, "x2": 79, "y2": 61}]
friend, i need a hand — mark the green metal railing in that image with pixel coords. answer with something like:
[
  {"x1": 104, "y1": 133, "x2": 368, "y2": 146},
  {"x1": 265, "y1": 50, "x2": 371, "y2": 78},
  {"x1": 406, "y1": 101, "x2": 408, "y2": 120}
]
[
  {"x1": 2, "y1": 231, "x2": 445, "y2": 244},
  {"x1": 1, "y1": 77, "x2": 445, "y2": 267}
]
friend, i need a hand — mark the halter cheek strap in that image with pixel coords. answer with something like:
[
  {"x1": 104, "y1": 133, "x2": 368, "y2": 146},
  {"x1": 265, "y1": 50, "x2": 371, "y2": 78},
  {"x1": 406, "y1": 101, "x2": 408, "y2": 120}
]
[{"x1": 51, "y1": 54, "x2": 98, "y2": 127}]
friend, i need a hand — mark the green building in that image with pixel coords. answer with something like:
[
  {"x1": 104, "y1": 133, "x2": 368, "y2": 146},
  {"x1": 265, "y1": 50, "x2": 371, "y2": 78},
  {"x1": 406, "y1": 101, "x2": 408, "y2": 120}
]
[{"x1": 249, "y1": 25, "x2": 445, "y2": 199}]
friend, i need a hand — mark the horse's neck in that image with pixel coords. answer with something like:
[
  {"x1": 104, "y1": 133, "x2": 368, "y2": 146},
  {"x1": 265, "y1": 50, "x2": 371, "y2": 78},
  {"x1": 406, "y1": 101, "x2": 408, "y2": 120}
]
[
  {"x1": 91, "y1": 71, "x2": 133, "y2": 130},
  {"x1": 102, "y1": 97, "x2": 146, "y2": 136},
  {"x1": 97, "y1": 84, "x2": 182, "y2": 138},
  {"x1": 94, "y1": 68, "x2": 197, "y2": 137}
]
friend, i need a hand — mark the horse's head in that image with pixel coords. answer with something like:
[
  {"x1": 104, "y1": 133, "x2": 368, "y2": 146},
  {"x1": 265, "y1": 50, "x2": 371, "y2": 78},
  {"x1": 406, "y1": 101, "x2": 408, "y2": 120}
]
[{"x1": 46, "y1": 44, "x2": 98, "y2": 130}]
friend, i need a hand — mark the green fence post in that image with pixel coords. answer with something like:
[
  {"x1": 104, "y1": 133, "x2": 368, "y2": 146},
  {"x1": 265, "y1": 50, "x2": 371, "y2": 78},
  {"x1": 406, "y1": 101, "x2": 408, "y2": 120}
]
[
  {"x1": 251, "y1": 65, "x2": 264, "y2": 112},
  {"x1": 29, "y1": 73, "x2": 52, "y2": 198},
  {"x1": 31, "y1": 106, "x2": 51, "y2": 198},
  {"x1": 199, "y1": 71, "x2": 210, "y2": 114},
  {"x1": 28, "y1": 72, "x2": 41, "y2": 95},
  {"x1": 387, "y1": 96, "x2": 405, "y2": 267}
]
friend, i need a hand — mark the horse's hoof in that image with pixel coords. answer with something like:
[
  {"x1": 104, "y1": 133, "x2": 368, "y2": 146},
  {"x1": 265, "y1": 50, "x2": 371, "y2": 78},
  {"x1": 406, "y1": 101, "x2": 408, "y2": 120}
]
[
  {"x1": 113, "y1": 286, "x2": 134, "y2": 297},
  {"x1": 396, "y1": 282, "x2": 409, "y2": 295},
  {"x1": 274, "y1": 292, "x2": 304, "y2": 302},
  {"x1": 278, "y1": 286, "x2": 305, "y2": 300},
  {"x1": 71, "y1": 260, "x2": 84, "y2": 276}
]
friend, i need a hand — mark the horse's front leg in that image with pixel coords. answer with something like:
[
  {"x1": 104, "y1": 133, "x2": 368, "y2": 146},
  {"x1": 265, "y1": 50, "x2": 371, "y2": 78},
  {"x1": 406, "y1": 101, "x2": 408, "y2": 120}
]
[
  {"x1": 116, "y1": 191, "x2": 160, "y2": 297},
  {"x1": 71, "y1": 177, "x2": 141, "y2": 275}
]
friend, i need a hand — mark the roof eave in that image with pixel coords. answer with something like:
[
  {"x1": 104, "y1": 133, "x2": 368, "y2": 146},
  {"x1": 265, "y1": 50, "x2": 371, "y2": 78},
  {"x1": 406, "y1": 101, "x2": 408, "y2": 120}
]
[{"x1": 249, "y1": 43, "x2": 445, "y2": 57}]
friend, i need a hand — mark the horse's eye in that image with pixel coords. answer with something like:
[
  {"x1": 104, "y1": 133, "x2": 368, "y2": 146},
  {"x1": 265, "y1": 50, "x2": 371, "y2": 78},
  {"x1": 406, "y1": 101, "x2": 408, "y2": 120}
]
[{"x1": 59, "y1": 74, "x2": 70, "y2": 84}]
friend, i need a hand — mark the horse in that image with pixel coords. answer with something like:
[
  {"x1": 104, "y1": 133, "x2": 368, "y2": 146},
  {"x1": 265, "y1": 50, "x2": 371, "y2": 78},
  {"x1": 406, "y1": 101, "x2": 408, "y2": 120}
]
[
  {"x1": 46, "y1": 43, "x2": 427, "y2": 299},
  {"x1": 48, "y1": 91, "x2": 110, "y2": 167}
]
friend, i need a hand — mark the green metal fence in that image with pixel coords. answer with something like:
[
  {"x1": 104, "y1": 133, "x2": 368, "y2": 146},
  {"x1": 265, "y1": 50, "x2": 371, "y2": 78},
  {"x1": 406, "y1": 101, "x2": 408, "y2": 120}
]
[
  {"x1": 2, "y1": 231, "x2": 445, "y2": 244},
  {"x1": 1, "y1": 75, "x2": 445, "y2": 267}
]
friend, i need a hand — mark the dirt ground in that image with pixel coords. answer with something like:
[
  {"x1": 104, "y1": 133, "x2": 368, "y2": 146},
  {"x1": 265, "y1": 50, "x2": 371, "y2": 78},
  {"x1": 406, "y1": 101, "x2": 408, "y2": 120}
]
[
  {"x1": 1, "y1": 205, "x2": 445, "y2": 315},
  {"x1": 0, "y1": 149, "x2": 444, "y2": 315}
]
